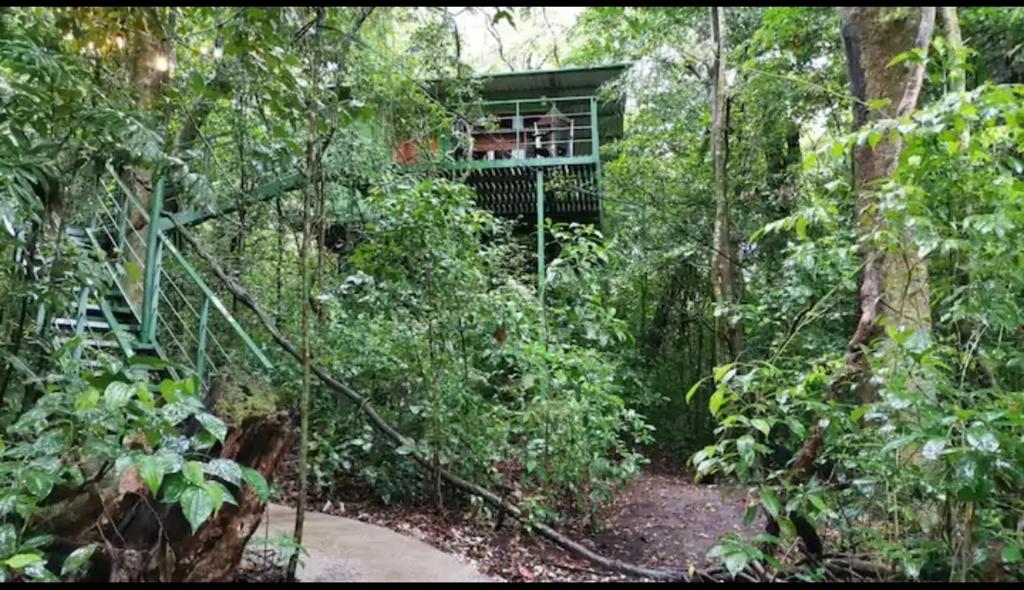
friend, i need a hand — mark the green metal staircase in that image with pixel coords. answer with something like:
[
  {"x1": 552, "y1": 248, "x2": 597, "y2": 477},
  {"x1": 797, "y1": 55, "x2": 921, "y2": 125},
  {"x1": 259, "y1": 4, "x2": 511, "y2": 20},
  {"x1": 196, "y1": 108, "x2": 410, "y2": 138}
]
[{"x1": 42, "y1": 165, "x2": 273, "y2": 388}]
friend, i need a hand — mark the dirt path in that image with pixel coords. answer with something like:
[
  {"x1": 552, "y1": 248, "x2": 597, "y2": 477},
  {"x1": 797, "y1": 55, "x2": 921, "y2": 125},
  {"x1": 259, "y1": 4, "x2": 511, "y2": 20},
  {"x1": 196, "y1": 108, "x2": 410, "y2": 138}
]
[
  {"x1": 592, "y1": 473, "x2": 755, "y2": 571},
  {"x1": 277, "y1": 467, "x2": 757, "y2": 581}
]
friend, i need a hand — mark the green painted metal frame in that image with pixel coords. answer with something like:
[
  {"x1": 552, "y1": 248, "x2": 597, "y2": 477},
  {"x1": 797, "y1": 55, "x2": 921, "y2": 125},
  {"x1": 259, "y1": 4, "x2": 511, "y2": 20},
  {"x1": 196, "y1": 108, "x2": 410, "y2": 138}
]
[
  {"x1": 105, "y1": 163, "x2": 273, "y2": 370},
  {"x1": 140, "y1": 177, "x2": 165, "y2": 344},
  {"x1": 195, "y1": 297, "x2": 210, "y2": 384},
  {"x1": 591, "y1": 96, "x2": 605, "y2": 228}
]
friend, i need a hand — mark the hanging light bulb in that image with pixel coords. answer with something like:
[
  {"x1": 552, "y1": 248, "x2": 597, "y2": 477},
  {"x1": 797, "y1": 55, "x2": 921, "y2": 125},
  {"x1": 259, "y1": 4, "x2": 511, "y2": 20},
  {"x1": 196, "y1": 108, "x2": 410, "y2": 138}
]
[{"x1": 153, "y1": 54, "x2": 170, "y2": 72}]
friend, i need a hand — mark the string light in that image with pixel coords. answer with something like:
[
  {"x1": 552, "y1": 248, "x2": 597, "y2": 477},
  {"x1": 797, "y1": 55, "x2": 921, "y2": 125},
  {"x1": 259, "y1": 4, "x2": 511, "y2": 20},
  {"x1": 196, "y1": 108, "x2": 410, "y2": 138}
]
[{"x1": 153, "y1": 54, "x2": 170, "y2": 72}]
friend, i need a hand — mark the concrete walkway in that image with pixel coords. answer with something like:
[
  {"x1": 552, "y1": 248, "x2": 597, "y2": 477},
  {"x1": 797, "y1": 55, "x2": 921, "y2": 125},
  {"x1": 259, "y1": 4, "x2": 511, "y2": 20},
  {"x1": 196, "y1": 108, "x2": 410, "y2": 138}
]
[{"x1": 248, "y1": 504, "x2": 494, "y2": 582}]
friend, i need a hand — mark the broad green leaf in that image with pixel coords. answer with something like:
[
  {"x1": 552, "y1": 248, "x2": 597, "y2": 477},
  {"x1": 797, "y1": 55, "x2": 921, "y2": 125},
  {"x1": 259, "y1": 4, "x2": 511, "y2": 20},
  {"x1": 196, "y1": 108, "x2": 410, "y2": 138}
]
[
  {"x1": 204, "y1": 481, "x2": 225, "y2": 513},
  {"x1": 241, "y1": 467, "x2": 270, "y2": 503},
  {"x1": 138, "y1": 455, "x2": 165, "y2": 495},
  {"x1": 104, "y1": 381, "x2": 134, "y2": 410},
  {"x1": 125, "y1": 260, "x2": 142, "y2": 283},
  {"x1": 750, "y1": 418, "x2": 771, "y2": 436},
  {"x1": 708, "y1": 388, "x2": 727, "y2": 417},
  {"x1": 685, "y1": 378, "x2": 707, "y2": 404},
  {"x1": 22, "y1": 469, "x2": 54, "y2": 499},
  {"x1": 160, "y1": 474, "x2": 189, "y2": 504},
  {"x1": 61, "y1": 543, "x2": 97, "y2": 576},
  {"x1": 196, "y1": 413, "x2": 228, "y2": 443},
  {"x1": 724, "y1": 551, "x2": 749, "y2": 578},
  {"x1": 203, "y1": 459, "x2": 242, "y2": 485},
  {"x1": 183, "y1": 461, "x2": 205, "y2": 486},
  {"x1": 736, "y1": 435, "x2": 755, "y2": 467},
  {"x1": 0, "y1": 524, "x2": 16, "y2": 556},
  {"x1": 1002, "y1": 545, "x2": 1022, "y2": 564},
  {"x1": 5, "y1": 552, "x2": 43, "y2": 569},
  {"x1": 760, "y1": 487, "x2": 782, "y2": 519},
  {"x1": 713, "y1": 362, "x2": 736, "y2": 383},
  {"x1": 75, "y1": 387, "x2": 101, "y2": 412},
  {"x1": 180, "y1": 486, "x2": 214, "y2": 533}
]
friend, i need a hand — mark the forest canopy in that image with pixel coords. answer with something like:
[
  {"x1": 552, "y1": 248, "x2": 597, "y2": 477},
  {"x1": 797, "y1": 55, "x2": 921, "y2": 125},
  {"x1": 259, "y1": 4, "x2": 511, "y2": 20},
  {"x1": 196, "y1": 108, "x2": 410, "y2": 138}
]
[{"x1": 1, "y1": 5, "x2": 1023, "y2": 583}]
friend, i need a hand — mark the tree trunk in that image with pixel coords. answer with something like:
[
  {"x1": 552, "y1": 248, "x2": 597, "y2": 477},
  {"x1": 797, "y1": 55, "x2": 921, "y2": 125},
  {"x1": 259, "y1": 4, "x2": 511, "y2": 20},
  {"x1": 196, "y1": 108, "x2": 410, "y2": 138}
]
[
  {"x1": 38, "y1": 410, "x2": 291, "y2": 582},
  {"x1": 709, "y1": 6, "x2": 744, "y2": 365},
  {"x1": 122, "y1": 8, "x2": 175, "y2": 310},
  {"x1": 839, "y1": 6, "x2": 936, "y2": 402}
]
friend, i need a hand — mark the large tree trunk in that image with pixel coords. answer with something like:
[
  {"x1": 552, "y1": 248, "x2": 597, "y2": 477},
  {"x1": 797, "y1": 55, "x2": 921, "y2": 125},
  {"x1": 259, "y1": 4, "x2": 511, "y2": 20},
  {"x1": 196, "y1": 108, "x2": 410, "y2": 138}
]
[
  {"x1": 839, "y1": 7, "x2": 936, "y2": 402},
  {"x1": 709, "y1": 6, "x2": 744, "y2": 365},
  {"x1": 122, "y1": 8, "x2": 175, "y2": 310}
]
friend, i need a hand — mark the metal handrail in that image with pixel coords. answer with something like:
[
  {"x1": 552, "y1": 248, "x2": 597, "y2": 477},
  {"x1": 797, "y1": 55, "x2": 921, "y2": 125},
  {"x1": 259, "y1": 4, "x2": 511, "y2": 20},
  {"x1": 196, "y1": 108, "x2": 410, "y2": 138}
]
[{"x1": 98, "y1": 163, "x2": 273, "y2": 375}]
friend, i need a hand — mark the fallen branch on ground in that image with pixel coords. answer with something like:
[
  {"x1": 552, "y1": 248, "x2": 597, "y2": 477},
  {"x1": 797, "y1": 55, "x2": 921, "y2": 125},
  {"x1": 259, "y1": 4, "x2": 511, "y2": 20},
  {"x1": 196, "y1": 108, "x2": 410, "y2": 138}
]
[
  {"x1": 170, "y1": 216, "x2": 694, "y2": 582},
  {"x1": 171, "y1": 216, "x2": 901, "y2": 584}
]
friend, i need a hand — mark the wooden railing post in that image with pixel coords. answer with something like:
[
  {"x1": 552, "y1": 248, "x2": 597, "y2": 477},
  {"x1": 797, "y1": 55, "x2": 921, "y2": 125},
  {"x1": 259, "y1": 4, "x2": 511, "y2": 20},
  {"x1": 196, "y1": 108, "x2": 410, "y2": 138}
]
[{"x1": 140, "y1": 177, "x2": 165, "y2": 344}]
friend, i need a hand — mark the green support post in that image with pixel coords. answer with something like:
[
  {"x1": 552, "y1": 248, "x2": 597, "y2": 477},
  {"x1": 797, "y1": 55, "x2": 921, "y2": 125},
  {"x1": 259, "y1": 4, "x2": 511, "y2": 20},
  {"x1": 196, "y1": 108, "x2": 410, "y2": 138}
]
[
  {"x1": 536, "y1": 170, "x2": 545, "y2": 307},
  {"x1": 140, "y1": 177, "x2": 165, "y2": 344},
  {"x1": 590, "y1": 96, "x2": 604, "y2": 229},
  {"x1": 71, "y1": 287, "x2": 90, "y2": 362},
  {"x1": 196, "y1": 296, "x2": 210, "y2": 384}
]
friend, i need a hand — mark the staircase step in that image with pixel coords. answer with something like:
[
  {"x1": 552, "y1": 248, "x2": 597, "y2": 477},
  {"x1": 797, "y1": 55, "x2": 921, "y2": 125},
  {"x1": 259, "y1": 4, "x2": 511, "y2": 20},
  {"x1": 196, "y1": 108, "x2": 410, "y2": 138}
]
[
  {"x1": 85, "y1": 302, "x2": 137, "y2": 319},
  {"x1": 55, "y1": 336, "x2": 121, "y2": 349},
  {"x1": 53, "y1": 317, "x2": 112, "y2": 332}
]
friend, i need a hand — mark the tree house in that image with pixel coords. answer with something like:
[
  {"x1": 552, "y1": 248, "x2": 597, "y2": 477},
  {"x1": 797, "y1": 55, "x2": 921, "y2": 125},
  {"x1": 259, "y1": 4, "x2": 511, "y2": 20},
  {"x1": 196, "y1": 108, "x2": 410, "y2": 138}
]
[{"x1": 396, "y1": 63, "x2": 628, "y2": 287}]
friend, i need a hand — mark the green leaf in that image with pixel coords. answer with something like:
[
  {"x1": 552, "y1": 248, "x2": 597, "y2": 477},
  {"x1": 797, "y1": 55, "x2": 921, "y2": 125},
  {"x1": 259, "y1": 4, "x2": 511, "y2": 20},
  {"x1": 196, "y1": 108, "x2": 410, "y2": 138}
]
[
  {"x1": 750, "y1": 418, "x2": 771, "y2": 436},
  {"x1": 737, "y1": 435, "x2": 755, "y2": 467},
  {"x1": 61, "y1": 543, "x2": 97, "y2": 576},
  {"x1": 22, "y1": 469, "x2": 54, "y2": 499},
  {"x1": 713, "y1": 362, "x2": 736, "y2": 383},
  {"x1": 684, "y1": 378, "x2": 707, "y2": 404},
  {"x1": 196, "y1": 413, "x2": 228, "y2": 443},
  {"x1": 708, "y1": 388, "x2": 727, "y2": 417},
  {"x1": 180, "y1": 486, "x2": 214, "y2": 533},
  {"x1": 104, "y1": 381, "x2": 134, "y2": 410},
  {"x1": 5, "y1": 552, "x2": 43, "y2": 569},
  {"x1": 724, "y1": 551, "x2": 749, "y2": 578},
  {"x1": 0, "y1": 524, "x2": 16, "y2": 556},
  {"x1": 204, "y1": 481, "x2": 225, "y2": 513},
  {"x1": 138, "y1": 455, "x2": 165, "y2": 495},
  {"x1": 777, "y1": 515, "x2": 797, "y2": 538},
  {"x1": 203, "y1": 459, "x2": 242, "y2": 485},
  {"x1": 159, "y1": 379, "x2": 181, "y2": 403},
  {"x1": 160, "y1": 474, "x2": 189, "y2": 504},
  {"x1": 183, "y1": 461, "x2": 205, "y2": 486},
  {"x1": 241, "y1": 467, "x2": 270, "y2": 503},
  {"x1": 760, "y1": 487, "x2": 782, "y2": 519},
  {"x1": 75, "y1": 387, "x2": 101, "y2": 412},
  {"x1": 1002, "y1": 545, "x2": 1022, "y2": 564}
]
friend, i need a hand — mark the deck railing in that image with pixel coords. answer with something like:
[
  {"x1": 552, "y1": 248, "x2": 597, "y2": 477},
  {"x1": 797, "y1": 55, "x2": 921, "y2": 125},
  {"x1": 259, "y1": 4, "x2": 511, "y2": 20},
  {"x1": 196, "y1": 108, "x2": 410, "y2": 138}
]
[{"x1": 441, "y1": 96, "x2": 600, "y2": 168}]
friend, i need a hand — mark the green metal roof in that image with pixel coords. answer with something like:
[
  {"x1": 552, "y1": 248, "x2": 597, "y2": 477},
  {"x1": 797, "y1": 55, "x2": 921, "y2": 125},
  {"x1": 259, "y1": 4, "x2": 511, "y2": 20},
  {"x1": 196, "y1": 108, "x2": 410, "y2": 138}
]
[{"x1": 474, "y1": 63, "x2": 631, "y2": 98}]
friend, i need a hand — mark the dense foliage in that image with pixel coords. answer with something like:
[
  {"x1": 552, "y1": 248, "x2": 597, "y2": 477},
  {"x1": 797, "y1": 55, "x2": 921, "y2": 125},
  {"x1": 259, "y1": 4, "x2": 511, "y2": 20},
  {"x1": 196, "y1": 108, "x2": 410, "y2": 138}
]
[{"x1": 2, "y1": 5, "x2": 1023, "y2": 583}]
